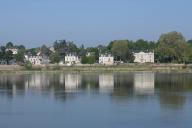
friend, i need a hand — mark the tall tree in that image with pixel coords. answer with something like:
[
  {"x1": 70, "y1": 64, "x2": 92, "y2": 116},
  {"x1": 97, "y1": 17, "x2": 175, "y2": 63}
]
[
  {"x1": 41, "y1": 44, "x2": 50, "y2": 56},
  {"x1": 6, "y1": 42, "x2": 14, "y2": 48},
  {"x1": 5, "y1": 50, "x2": 13, "y2": 64},
  {"x1": 50, "y1": 52, "x2": 60, "y2": 64},
  {"x1": 111, "y1": 40, "x2": 133, "y2": 62},
  {"x1": 155, "y1": 31, "x2": 188, "y2": 63}
]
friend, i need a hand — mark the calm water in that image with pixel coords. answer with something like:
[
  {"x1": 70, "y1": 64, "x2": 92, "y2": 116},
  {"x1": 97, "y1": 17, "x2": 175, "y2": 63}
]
[{"x1": 0, "y1": 72, "x2": 192, "y2": 128}]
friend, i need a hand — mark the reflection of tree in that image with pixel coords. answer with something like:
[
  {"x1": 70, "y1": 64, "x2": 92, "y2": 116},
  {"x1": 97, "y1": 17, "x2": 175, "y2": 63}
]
[
  {"x1": 81, "y1": 73, "x2": 99, "y2": 90},
  {"x1": 155, "y1": 73, "x2": 192, "y2": 92},
  {"x1": 111, "y1": 73, "x2": 134, "y2": 100},
  {"x1": 0, "y1": 74, "x2": 26, "y2": 98},
  {"x1": 155, "y1": 73, "x2": 192, "y2": 110},
  {"x1": 159, "y1": 93, "x2": 186, "y2": 110}
]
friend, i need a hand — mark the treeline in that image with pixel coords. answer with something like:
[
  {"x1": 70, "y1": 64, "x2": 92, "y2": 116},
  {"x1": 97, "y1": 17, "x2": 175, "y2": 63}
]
[{"x1": 0, "y1": 31, "x2": 192, "y2": 64}]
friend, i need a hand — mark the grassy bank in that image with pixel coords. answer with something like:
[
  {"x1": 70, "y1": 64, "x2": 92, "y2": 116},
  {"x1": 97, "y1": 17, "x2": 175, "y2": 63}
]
[{"x1": 0, "y1": 64, "x2": 192, "y2": 73}]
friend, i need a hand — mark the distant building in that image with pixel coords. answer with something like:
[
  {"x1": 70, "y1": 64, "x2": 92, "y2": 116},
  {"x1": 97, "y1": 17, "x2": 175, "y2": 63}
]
[
  {"x1": 49, "y1": 47, "x2": 55, "y2": 53},
  {"x1": 86, "y1": 52, "x2": 95, "y2": 57},
  {"x1": 25, "y1": 55, "x2": 50, "y2": 65},
  {"x1": 133, "y1": 52, "x2": 154, "y2": 63},
  {"x1": 6, "y1": 48, "x2": 18, "y2": 55},
  {"x1": 65, "y1": 54, "x2": 80, "y2": 64},
  {"x1": 99, "y1": 54, "x2": 114, "y2": 65}
]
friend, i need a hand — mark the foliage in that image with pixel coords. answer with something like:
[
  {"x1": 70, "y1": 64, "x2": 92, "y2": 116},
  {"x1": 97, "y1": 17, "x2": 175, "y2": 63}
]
[
  {"x1": 111, "y1": 40, "x2": 134, "y2": 62},
  {"x1": 41, "y1": 44, "x2": 51, "y2": 56},
  {"x1": 24, "y1": 61, "x2": 32, "y2": 70},
  {"x1": 5, "y1": 50, "x2": 13, "y2": 64},
  {"x1": 50, "y1": 52, "x2": 60, "y2": 63},
  {"x1": 14, "y1": 49, "x2": 25, "y2": 63},
  {"x1": 6, "y1": 42, "x2": 14, "y2": 48},
  {"x1": 81, "y1": 56, "x2": 95, "y2": 64},
  {"x1": 155, "y1": 31, "x2": 188, "y2": 63}
]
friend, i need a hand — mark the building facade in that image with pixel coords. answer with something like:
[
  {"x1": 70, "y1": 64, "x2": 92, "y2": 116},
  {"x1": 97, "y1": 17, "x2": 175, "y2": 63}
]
[
  {"x1": 6, "y1": 48, "x2": 18, "y2": 55},
  {"x1": 65, "y1": 54, "x2": 80, "y2": 64},
  {"x1": 25, "y1": 55, "x2": 49, "y2": 65},
  {"x1": 99, "y1": 54, "x2": 114, "y2": 65},
  {"x1": 133, "y1": 52, "x2": 154, "y2": 63}
]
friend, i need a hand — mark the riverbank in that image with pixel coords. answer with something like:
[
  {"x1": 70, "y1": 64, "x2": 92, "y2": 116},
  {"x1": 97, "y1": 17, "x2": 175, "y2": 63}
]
[{"x1": 0, "y1": 64, "x2": 192, "y2": 73}]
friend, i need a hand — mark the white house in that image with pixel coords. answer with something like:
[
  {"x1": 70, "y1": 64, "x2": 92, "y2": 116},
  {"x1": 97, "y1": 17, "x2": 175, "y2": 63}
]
[
  {"x1": 86, "y1": 52, "x2": 95, "y2": 57},
  {"x1": 28, "y1": 56, "x2": 42, "y2": 65},
  {"x1": 49, "y1": 47, "x2": 55, "y2": 53},
  {"x1": 133, "y1": 52, "x2": 154, "y2": 63},
  {"x1": 65, "y1": 54, "x2": 80, "y2": 64},
  {"x1": 6, "y1": 48, "x2": 18, "y2": 55},
  {"x1": 99, "y1": 54, "x2": 114, "y2": 65},
  {"x1": 25, "y1": 55, "x2": 49, "y2": 65}
]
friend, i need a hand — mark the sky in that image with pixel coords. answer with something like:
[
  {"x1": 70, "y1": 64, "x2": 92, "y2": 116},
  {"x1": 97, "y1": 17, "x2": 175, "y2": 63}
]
[{"x1": 0, "y1": 0, "x2": 192, "y2": 48}]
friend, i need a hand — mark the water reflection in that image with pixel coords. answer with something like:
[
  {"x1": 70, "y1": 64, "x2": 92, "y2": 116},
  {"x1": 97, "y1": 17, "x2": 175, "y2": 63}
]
[
  {"x1": 25, "y1": 73, "x2": 50, "y2": 89},
  {"x1": 99, "y1": 73, "x2": 114, "y2": 93},
  {"x1": 65, "y1": 73, "x2": 81, "y2": 90},
  {"x1": 0, "y1": 72, "x2": 192, "y2": 111},
  {"x1": 134, "y1": 72, "x2": 154, "y2": 95}
]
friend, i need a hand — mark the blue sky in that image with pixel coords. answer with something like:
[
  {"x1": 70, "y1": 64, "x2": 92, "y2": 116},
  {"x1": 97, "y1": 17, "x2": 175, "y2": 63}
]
[{"x1": 0, "y1": 0, "x2": 192, "y2": 48}]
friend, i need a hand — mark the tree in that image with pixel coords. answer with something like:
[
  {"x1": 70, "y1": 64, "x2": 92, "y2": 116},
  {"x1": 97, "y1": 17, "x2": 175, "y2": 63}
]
[
  {"x1": 187, "y1": 40, "x2": 192, "y2": 45},
  {"x1": 81, "y1": 56, "x2": 95, "y2": 64},
  {"x1": 41, "y1": 44, "x2": 50, "y2": 56},
  {"x1": 50, "y1": 52, "x2": 60, "y2": 64},
  {"x1": 6, "y1": 42, "x2": 14, "y2": 48},
  {"x1": 14, "y1": 50, "x2": 25, "y2": 64},
  {"x1": 134, "y1": 39, "x2": 149, "y2": 51},
  {"x1": 17, "y1": 45, "x2": 25, "y2": 50},
  {"x1": 155, "y1": 31, "x2": 188, "y2": 63},
  {"x1": 27, "y1": 48, "x2": 38, "y2": 56},
  {"x1": 77, "y1": 44, "x2": 86, "y2": 57},
  {"x1": 67, "y1": 42, "x2": 77, "y2": 53},
  {"x1": 111, "y1": 40, "x2": 132, "y2": 62},
  {"x1": 0, "y1": 46, "x2": 6, "y2": 60},
  {"x1": 5, "y1": 50, "x2": 13, "y2": 64}
]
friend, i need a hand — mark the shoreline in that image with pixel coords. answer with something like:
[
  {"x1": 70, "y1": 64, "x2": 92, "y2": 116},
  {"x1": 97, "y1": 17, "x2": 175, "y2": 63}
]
[{"x1": 0, "y1": 64, "x2": 191, "y2": 73}]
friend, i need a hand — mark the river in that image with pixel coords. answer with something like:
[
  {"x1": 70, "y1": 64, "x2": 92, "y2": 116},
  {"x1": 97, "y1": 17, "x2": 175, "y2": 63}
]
[{"x1": 0, "y1": 72, "x2": 192, "y2": 128}]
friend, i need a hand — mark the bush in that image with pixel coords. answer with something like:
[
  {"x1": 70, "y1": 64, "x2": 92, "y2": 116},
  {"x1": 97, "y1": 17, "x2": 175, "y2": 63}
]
[
  {"x1": 24, "y1": 61, "x2": 32, "y2": 70},
  {"x1": 81, "y1": 56, "x2": 95, "y2": 64}
]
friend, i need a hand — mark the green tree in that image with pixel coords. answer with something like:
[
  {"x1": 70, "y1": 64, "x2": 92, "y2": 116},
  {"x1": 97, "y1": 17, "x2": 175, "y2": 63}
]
[
  {"x1": 111, "y1": 40, "x2": 133, "y2": 62},
  {"x1": 155, "y1": 31, "x2": 188, "y2": 63},
  {"x1": 41, "y1": 44, "x2": 50, "y2": 56},
  {"x1": 24, "y1": 61, "x2": 32, "y2": 70},
  {"x1": 50, "y1": 52, "x2": 60, "y2": 64},
  {"x1": 6, "y1": 42, "x2": 14, "y2": 48},
  {"x1": 5, "y1": 50, "x2": 13, "y2": 64},
  {"x1": 81, "y1": 56, "x2": 95, "y2": 64},
  {"x1": 14, "y1": 49, "x2": 25, "y2": 64}
]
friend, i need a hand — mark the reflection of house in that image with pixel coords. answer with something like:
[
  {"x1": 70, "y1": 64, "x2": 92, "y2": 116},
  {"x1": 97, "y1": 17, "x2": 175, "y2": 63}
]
[
  {"x1": 25, "y1": 73, "x2": 50, "y2": 89},
  {"x1": 99, "y1": 74, "x2": 114, "y2": 93},
  {"x1": 99, "y1": 54, "x2": 114, "y2": 65},
  {"x1": 134, "y1": 52, "x2": 154, "y2": 63},
  {"x1": 65, "y1": 54, "x2": 80, "y2": 64},
  {"x1": 65, "y1": 74, "x2": 81, "y2": 89},
  {"x1": 134, "y1": 72, "x2": 155, "y2": 94},
  {"x1": 6, "y1": 48, "x2": 18, "y2": 55}
]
